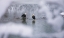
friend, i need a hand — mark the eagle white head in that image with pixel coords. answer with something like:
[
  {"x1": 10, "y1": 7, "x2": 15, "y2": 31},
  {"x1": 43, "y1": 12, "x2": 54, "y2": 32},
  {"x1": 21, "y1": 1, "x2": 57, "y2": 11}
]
[
  {"x1": 32, "y1": 14, "x2": 34, "y2": 16},
  {"x1": 25, "y1": 13, "x2": 26, "y2": 15}
]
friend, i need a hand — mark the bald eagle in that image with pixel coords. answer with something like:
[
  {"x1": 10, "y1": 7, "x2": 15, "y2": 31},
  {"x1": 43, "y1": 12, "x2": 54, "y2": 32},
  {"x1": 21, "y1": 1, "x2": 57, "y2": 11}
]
[
  {"x1": 21, "y1": 13, "x2": 26, "y2": 18},
  {"x1": 32, "y1": 14, "x2": 35, "y2": 20}
]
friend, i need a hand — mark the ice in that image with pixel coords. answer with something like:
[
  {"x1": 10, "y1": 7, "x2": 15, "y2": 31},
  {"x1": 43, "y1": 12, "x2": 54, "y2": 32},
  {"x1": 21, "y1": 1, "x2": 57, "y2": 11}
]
[{"x1": 0, "y1": 22, "x2": 33, "y2": 38}]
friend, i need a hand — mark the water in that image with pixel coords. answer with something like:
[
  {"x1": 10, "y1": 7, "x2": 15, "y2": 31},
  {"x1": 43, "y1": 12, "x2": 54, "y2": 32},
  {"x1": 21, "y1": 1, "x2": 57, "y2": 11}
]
[
  {"x1": 0, "y1": 17, "x2": 55, "y2": 38},
  {"x1": 0, "y1": 17, "x2": 64, "y2": 38},
  {"x1": 0, "y1": 15, "x2": 63, "y2": 38}
]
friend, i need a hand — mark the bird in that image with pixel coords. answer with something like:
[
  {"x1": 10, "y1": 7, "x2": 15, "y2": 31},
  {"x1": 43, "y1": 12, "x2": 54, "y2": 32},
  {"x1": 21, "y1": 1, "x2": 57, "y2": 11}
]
[
  {"x1": 21, "y1": 13, "x2": 26, "y2": 18},
  {"x1": 32, "y1": 14, "x2": 35, "y2": 20}
]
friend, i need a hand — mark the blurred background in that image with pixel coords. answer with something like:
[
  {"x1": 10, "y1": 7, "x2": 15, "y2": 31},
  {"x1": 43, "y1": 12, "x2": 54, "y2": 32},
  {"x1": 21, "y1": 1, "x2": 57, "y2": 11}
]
[{"x1": 0, "y1": 0, "x2": 64, "y2": 38}]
